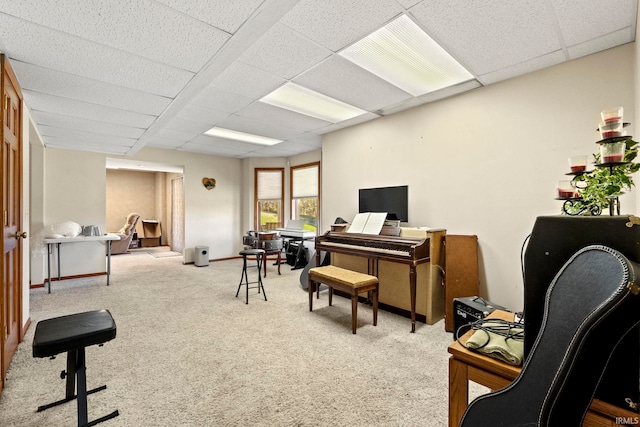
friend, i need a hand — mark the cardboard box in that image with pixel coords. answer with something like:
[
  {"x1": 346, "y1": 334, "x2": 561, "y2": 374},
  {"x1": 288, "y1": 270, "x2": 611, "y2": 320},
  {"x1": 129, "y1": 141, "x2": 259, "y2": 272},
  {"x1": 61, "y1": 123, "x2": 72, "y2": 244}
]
[{"x1": 137, "y1": 220, "x2": 161, "y2": 247}]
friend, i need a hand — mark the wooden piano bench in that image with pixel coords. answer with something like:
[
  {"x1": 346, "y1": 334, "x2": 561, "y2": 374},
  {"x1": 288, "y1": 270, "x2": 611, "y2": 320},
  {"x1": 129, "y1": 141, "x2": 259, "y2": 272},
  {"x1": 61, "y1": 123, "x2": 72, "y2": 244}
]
[
  {"x1": 308, "y1": 265, "x2": 379, "y2": 334},
  {"x1": 32, "y1": 309, "x2": 119, "y2": 427}
]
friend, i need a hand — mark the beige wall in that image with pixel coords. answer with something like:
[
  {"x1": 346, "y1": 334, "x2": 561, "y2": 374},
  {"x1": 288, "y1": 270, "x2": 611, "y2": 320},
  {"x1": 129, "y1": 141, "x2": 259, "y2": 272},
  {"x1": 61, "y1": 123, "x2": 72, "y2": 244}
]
[
  {"x1": 31, "y1": 146, "x2": 245, "y2": 284},
  {"x1": 106, "y1": 169, "x2": 159, "y2": 233},
  {"x1": 321, "y1": 43, "x2": 636, "y2": 312}
]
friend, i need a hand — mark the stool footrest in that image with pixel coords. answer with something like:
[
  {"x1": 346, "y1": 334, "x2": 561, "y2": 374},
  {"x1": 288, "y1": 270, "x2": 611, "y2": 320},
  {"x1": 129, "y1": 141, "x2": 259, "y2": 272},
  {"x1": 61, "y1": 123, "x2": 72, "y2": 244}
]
[
  {"x1": 84, "y1": 410, "x2": 120, "y2": 427},
  {"x1": 37, "y1": 384, "x2": 107, "y2": 412}
]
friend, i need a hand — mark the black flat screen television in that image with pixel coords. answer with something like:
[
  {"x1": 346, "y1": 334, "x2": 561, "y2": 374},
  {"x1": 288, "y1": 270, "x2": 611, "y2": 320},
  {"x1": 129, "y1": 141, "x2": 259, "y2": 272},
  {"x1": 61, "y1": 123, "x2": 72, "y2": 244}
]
[{"x1": 358, "y1": 185, "x2": 408, "y2": 222}]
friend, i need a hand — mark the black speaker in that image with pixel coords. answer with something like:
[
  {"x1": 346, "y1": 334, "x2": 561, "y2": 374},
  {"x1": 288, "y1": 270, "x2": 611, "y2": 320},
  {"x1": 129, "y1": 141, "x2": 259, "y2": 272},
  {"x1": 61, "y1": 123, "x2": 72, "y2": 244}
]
[{"x1": 523, "y1": 215, "x2": 640, "y2": 411}]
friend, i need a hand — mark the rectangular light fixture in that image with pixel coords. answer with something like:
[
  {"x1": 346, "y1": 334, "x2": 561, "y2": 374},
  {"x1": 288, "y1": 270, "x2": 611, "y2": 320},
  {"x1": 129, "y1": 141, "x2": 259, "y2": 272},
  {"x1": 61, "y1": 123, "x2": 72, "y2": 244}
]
[
  {"x1": 204, "y1": 127, "x2": 282, "y2": 146},
  {"x1": 339, "y1": 14, "x2": 473, "y2": 96},
  {"x1": 260, "y1": 82, "x2": 366, "y2": 123}
]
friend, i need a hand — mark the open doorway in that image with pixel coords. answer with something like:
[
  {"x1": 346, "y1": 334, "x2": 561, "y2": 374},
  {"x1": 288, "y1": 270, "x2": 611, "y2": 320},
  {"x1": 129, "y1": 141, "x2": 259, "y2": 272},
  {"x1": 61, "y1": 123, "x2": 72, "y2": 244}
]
[{"x1": 105, "y1": 158, "x2": 184, "y2": 254}]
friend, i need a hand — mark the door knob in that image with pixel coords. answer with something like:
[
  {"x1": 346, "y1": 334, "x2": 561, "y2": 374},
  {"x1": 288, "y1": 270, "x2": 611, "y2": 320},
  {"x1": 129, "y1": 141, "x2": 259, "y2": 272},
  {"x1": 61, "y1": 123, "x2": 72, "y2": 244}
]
[{"x1": 15, "y1": 231, "x2": 27, "y2": 239}]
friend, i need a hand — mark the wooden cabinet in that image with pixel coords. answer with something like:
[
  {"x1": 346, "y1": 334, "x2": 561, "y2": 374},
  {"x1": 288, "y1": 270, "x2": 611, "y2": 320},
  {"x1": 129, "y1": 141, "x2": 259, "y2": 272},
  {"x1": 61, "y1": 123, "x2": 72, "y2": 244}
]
[{"x1": 444, "y1": 235, "x2": 479, "y2": 332}]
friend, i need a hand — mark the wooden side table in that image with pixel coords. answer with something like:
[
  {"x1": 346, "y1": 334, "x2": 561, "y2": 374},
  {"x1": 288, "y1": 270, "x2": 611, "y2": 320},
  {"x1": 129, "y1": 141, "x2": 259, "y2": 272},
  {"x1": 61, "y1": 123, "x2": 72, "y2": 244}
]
[{"x1": 447, "y1": 310, "x2": 638, "y2": 427}]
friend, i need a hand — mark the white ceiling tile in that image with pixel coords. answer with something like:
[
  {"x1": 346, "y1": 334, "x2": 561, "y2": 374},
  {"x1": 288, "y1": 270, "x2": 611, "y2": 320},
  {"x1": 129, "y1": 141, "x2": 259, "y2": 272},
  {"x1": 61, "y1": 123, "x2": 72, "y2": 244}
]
[
  {"x1": 38, "y1": 125, "x2": 137, "y2": 147},
  {"x1": 477, "y1": 51, "x2": 566, "y2": 86},
  {"x1": 415, "y1": 80, "x2": 483, "y2": 105},
  {"x1": 189, "y1": 134, "x2": 265, "y2": 152},
  {"x1": 30, "y1": 111, "x2": 145, "y2": 139},
  {"x1": 0, "y1": 13, "x2": 193, "y2": 97},
  {"x1": 23, "y1": 91, "x2": 157, "y2": 128},
  {"x1": 293, "y1": 55, "x2": 413, "y2": 111},
  {"x1": 316, "y1": 112, "x2": 381, "y2": 134},
  {"x1": 43, "y1": 136, "x2": 131, "y2": 155},
  {"x1": 551, "y1": 0, "x2": 635, "y2": 46},
  {"x1": 235, "y1": 102, "x2": 331, "y2": 132},
  {"x1": 210, "y1": 61, "x2": 286, "y2": 99},
  {"x1": 154, "y1": 128, "x2": 198, "y2": 143},
  {"x1": 144, "y1": 137, "x2": 186, "y2": 149},
  {"x1": 270, "y1": 140, "x2": 318, "y2": 154},
  {"x1": 250, "y1": 145, "x2": 300, "y2": 157},
  {"x1": 567, "y1": 28, "x2": 634, "y2": 59},
  {"x1": 377, "y1": 80, "x2": 483, "y2": 116},
  {"x1": 172, "y1": 104, "x2": 231, "y2": 127},
  {"x1": 285, "y1": 132, "x2": 322, "y2": 146},
  {"x1": 190, "y1": 87, "x2": 255, "y2": 114},
  {"x1": 239, "y1": 22, "x2": 331, "y2": 79},
  {"x1": 409, "y1": 0, "x2": 562, "y2": 75},
  {"x1": 11, "y1": 60, "x2": 171, "y2": 116},
  {"x1": 179, "y1": 141, "x2": 258, "y2": 157},
  {"x1": 281, "y1": 0, "x2": 404, "y2": 51},
  {"x1": 155, "y1": 0, "x2": 264, "y2": 33},
  {"x1": 1, "y1": 0, "x2": 230, "y2": 72},
  {"x1": 217, "y1": 114, "x2": 303, "y2": 141},
  {"x1": 163, "y1": 117, "x2": 216, "y2": 135}
]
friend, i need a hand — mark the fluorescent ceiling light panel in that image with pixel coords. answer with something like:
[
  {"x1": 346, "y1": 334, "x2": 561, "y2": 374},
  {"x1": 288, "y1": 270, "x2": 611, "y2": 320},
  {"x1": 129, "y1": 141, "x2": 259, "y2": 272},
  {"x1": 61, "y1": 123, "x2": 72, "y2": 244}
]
[
  {"x1": 260, "y1": 82, "x2": 367, "y2": 123},
  {"x1": 204, "y1": 127, "x2": 282, "y2": 146},
  {"x1": 339, "y1": 14, "x2": 473, "y2": 96}
]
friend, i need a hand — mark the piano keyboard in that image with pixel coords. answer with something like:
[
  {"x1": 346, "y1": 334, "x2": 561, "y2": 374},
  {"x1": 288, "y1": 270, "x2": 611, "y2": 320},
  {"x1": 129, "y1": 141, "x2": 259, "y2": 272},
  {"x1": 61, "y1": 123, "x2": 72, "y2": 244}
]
[{"x1": 321, "y1": 241, "x2": 410, "y2": 257}]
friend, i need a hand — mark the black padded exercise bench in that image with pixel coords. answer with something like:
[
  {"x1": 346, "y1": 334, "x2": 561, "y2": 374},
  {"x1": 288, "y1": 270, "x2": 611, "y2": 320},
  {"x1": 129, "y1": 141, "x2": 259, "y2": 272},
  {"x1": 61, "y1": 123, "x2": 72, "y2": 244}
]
[{"x1": 32, "y1": 309, "x2": 119, "y2": 427}]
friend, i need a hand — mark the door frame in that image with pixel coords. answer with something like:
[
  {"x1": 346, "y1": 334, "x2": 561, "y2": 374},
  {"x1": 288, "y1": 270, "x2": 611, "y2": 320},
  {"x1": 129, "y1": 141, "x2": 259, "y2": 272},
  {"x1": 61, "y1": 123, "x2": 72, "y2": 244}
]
[{"x1": 1, "y1": 54, "x2": 24, "y2": 394}]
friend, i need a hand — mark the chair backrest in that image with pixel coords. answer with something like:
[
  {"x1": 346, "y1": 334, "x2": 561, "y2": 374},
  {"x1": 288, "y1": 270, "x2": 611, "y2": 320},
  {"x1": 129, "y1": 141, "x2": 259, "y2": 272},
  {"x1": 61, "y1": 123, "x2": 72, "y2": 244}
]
[{"x1": 120, "y1": 213, "x2": 140, "y2": 235}]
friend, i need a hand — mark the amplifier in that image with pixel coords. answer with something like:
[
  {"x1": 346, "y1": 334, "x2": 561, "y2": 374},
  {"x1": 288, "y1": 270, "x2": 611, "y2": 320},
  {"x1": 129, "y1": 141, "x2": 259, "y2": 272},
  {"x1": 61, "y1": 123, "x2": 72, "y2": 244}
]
[{"x1": 453, "y1": 296, "x2": 508, "y2": 338}]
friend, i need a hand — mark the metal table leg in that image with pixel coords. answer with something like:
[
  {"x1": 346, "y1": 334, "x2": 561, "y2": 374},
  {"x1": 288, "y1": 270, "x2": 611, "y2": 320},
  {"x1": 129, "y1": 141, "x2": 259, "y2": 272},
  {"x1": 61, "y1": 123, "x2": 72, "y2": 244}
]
[
  {"x1": 56, "y1": 242, "x2": 61, "y2": 283},
  {"x1": 47, "y1": 243, "x2": 52, "y2": 294},
  {"x1": 106, "y1": 240, "x2": 112, "y2": 286}
]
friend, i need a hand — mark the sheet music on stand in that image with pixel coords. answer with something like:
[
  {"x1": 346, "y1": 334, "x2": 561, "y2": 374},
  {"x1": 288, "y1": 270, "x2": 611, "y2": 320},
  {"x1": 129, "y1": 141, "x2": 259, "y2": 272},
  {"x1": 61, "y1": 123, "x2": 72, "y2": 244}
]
[{"x1": 347, "y1": 212, "x2": 387, "y2": 235}]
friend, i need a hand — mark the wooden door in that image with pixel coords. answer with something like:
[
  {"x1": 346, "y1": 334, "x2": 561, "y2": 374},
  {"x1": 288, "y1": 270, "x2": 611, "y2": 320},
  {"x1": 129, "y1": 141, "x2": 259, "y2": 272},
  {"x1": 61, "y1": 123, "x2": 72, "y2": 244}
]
[{"x1": 1, "y1": 54, "x2": 24, "y2": 392}]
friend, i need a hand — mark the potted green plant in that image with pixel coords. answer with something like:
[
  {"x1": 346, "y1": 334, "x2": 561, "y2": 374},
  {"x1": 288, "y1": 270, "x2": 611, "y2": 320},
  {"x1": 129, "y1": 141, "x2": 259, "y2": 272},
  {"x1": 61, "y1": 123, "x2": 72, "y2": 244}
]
[{"x1": 566, "y1": 137, "x2": 640, "y2": 215}]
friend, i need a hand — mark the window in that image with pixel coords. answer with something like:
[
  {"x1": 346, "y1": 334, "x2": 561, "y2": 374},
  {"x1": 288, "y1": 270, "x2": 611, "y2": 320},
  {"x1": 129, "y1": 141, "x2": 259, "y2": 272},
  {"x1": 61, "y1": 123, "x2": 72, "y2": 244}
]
[
  {"x1": 255, "y1": 168, "x2": 284, "y2": 231},
  {"x1": 290, "y1": 162, "x2": 320, "y2": 232}
]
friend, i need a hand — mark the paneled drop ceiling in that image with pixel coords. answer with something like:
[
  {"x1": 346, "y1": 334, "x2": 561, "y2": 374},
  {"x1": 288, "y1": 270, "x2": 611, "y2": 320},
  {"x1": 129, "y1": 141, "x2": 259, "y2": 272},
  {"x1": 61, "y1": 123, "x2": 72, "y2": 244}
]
[{"x1": 0, "y1": 0, "x2": 636, "y2": 159}]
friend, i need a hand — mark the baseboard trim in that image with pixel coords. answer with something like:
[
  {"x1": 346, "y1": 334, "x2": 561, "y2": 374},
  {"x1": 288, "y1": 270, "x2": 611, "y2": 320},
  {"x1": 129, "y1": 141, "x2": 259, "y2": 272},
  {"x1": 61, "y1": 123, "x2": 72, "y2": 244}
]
[
  {"x1": 21, "y1": 317, "x2": 31, "y2": 341},
  {"x1": 30, "y1": 272, "x2": 107, "y2": 289}
]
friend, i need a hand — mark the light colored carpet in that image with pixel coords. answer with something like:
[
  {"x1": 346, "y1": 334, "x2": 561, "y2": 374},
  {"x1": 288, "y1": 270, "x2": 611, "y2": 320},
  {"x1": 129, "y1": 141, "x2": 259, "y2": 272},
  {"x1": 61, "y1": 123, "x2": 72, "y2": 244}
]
[
  {"x1": 0, "y1": 252, "x2": 488, "y2": 426},
  {"x1": 149, "y1": 251, "x2": 182, "y2": 258}
]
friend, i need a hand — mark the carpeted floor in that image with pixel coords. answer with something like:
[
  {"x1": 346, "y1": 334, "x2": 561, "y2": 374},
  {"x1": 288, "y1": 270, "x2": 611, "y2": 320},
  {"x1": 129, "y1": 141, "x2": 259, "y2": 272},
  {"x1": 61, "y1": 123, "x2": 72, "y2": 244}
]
[{"x1": 0, "y1": 251, "x2": 487, "y2": 426}]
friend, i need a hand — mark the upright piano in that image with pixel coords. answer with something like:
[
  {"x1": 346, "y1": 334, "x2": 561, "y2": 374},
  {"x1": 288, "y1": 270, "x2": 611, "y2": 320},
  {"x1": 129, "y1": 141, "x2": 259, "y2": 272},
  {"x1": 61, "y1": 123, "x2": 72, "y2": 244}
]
[{"x1": 315, "y1": 228, "x2": 446, "y2": 332}]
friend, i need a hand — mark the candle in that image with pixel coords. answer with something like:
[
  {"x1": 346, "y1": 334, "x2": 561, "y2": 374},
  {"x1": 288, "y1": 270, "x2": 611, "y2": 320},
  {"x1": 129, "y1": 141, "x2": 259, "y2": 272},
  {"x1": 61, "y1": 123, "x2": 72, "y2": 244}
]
[{"x1": 603, "y1": 153, "x2": 624, "y2": 163}]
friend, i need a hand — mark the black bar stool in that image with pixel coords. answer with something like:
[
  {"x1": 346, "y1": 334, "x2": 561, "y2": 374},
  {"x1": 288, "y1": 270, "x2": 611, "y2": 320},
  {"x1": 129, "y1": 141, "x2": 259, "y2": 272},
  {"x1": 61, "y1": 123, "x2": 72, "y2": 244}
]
[{"x1": 236, "y1": 248, "x2": 267, "y2": 304}]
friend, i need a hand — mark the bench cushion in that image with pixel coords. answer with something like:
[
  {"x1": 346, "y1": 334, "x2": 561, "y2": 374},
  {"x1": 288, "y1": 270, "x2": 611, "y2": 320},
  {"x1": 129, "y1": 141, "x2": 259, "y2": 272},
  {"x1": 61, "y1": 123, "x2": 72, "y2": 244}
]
[
  {"x1": 33, "y1": 310, "x2": 116, "y2": 358},
  {"x1": 309, "y1": 265, "x2": 378, "y2": 288}
]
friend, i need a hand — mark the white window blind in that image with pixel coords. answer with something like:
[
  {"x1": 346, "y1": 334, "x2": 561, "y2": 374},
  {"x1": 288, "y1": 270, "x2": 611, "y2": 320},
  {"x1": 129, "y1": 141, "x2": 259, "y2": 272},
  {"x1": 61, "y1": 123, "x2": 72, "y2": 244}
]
[
  {"x1": 292, "y1": 165, "x2": 318, "y2": 198},
  {"x1": 257, "y1": 170, "x2": 282, "y2": 200}
]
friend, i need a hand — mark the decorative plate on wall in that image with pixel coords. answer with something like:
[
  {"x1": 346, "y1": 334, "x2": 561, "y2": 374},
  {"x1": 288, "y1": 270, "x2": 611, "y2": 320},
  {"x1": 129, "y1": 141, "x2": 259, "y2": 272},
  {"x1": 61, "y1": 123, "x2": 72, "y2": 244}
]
[{"x1": 203, "y1": 177, "x2": 216, "y2": 190}]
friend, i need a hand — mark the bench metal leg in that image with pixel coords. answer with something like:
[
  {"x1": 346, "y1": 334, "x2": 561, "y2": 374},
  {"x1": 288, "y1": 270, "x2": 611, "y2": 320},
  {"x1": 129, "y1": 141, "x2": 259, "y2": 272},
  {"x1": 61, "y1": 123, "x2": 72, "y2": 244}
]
[{"x1": 37, "y1": 347, "x2": 119, "y2": 427}]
